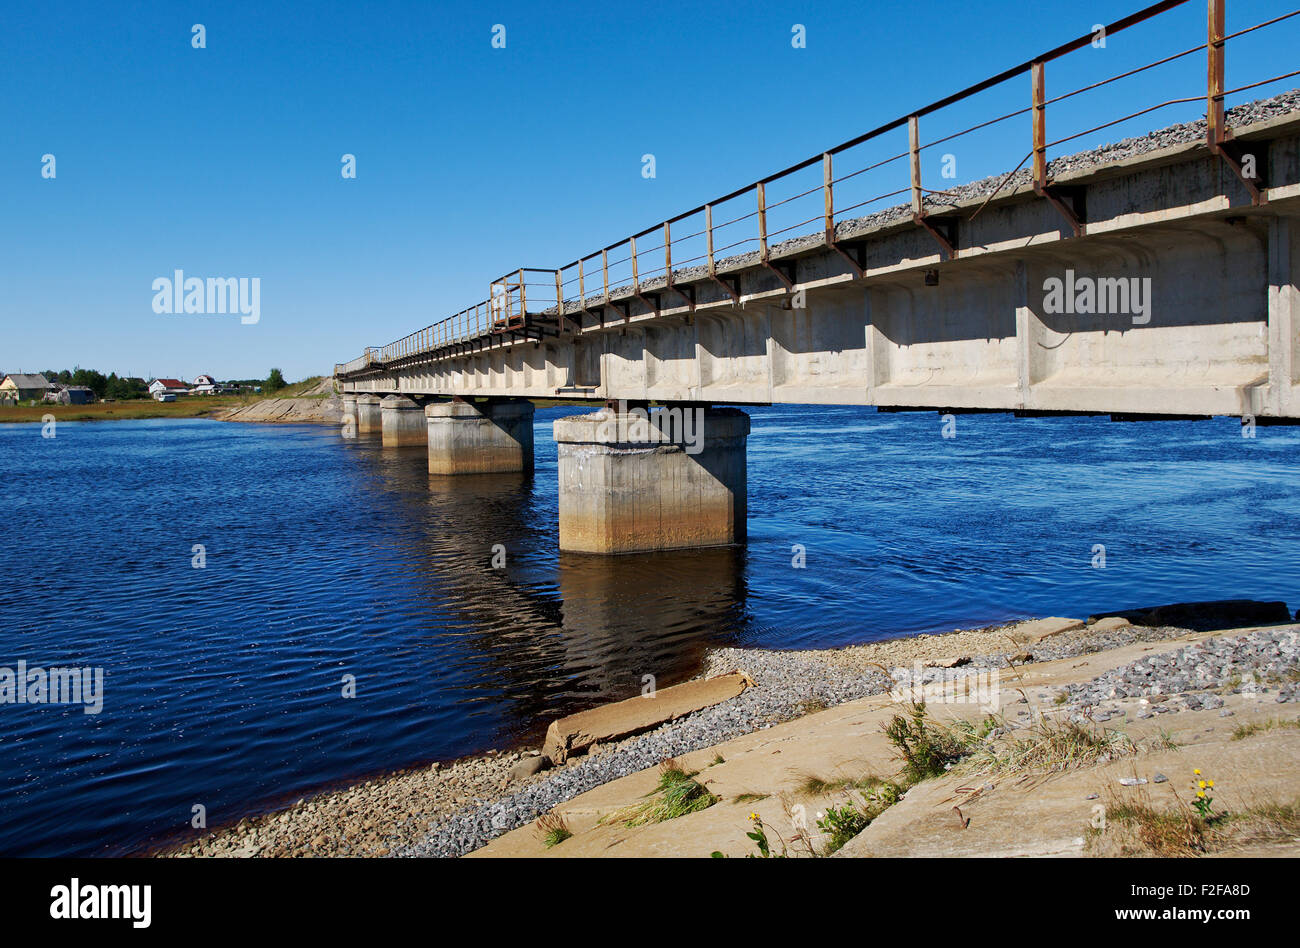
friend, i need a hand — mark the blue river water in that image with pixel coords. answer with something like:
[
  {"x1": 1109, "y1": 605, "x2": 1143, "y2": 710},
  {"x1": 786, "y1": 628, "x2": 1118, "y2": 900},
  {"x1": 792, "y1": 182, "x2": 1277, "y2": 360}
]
[{"x1": 0, "y1": 406, "x2": 1297, "y2": 856}]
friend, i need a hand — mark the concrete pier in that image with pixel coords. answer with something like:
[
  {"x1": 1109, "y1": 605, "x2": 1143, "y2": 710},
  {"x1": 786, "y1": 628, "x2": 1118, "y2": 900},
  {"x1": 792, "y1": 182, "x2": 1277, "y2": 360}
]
[
  {"x1": 340, "y1": 394, "x2": 358, "y2": 437},
  {"x1": 354, "y1": 394, "x2": 382, "y2": 435},
  {"x1": 425, "y1": 398, "x2": 535, "y2": 475},
  {"x1": 381, "y1": 395, "x2": 426, "y2": 447},
  {"x1": 554, "y1": 406, "x2": 749, "y2": 554}
]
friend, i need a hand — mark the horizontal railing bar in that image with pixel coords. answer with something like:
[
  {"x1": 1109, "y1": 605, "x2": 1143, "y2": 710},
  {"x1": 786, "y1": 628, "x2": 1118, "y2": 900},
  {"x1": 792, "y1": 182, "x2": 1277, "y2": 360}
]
[
  {"x1": 830, "y1": 150, "x2": 910, "y2": 186},
  {"x1": 1218, "y1": 66, "x2": 1300, "y2": 98},
  {"x1": 1045, "y1": 93, "x2": 1203, "y2": 149},
  {"x1": 1223, "y1": 7, "x2": 1300, "y2": 42}
]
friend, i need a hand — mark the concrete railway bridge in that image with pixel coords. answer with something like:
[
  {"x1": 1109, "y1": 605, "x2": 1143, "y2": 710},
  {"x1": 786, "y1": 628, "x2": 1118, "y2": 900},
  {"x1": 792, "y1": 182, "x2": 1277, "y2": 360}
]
[{"x1": 335, "y1": 0, "x2": 1300, "y2": 554}]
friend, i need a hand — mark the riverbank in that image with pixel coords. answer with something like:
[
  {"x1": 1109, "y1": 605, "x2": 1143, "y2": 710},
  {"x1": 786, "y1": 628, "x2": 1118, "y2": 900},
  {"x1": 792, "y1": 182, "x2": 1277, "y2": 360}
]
[
  {"x1": 211, "y1": 394, "x2": 340, "y2": 424},
  {"x1": 0, "y1": 397, "x2": 247, "y2": 423},
  {"x1": 160, "y1": 603, "x2": 1300, "y2": 858},
  {"x1": 0, "y1": 377, "x2": 338, "y2": 424}
]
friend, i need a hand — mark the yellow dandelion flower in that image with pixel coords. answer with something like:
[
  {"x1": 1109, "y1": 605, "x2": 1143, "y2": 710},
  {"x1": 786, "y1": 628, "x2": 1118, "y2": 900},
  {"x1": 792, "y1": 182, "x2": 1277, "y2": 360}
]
[
  {"x1": 1194, "y1": 769, "x2": 1201, "y2": 775},
  {"x1": 1207, "y1": 780, "x2": 1214, "y2": 788},
  {"x1": 1198, "y1": 780, "x2": 1207, "y2": 789},
  {"x1": 749, "y1": 812, "x2": 759, "y2": 822},
  {"x1": 1197, "y1": 790, "x2": 1206, "y2": 798}
]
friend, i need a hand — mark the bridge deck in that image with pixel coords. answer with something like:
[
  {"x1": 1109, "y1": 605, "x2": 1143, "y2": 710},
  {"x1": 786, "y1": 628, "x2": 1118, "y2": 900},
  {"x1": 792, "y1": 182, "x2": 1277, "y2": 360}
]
[{"x1": 337, "y1": 0, "x2": 1300, "y2": 419}]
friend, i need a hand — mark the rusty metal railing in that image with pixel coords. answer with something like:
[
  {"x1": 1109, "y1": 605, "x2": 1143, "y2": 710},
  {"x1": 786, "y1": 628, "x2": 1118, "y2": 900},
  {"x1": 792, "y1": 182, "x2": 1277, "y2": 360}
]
[
  {"x1": 336, "y1": 349, "x2": 379, "y2": 375},
  {"x1": 336, "y1": 0, "x2": 1299, "y2": 377}
]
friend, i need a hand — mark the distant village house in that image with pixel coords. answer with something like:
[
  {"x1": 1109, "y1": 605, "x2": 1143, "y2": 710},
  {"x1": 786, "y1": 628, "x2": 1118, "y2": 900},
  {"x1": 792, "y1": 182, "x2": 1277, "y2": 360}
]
[
  {"x1": 44, "y1": 384, "x2": 96, "y2": 405},
  {"x1": 0, "y1": 374, "x2": 50, "y2": 404},
  {"x1": 148, "y1": 378, "x2": 189, "y2": 400}
]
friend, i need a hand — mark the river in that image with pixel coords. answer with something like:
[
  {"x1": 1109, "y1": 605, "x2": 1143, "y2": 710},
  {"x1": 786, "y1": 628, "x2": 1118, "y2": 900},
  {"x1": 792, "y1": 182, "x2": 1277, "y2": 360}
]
[{"x1": 0, "y1": 406, "x2": 1296, "y2": 855}]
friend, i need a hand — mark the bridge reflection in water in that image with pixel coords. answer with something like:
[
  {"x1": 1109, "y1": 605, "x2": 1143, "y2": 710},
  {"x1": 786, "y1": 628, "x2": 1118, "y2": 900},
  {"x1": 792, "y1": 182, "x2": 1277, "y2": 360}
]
[{"x1": 344, "y1": 440, "x2": 748, "y2": 746}]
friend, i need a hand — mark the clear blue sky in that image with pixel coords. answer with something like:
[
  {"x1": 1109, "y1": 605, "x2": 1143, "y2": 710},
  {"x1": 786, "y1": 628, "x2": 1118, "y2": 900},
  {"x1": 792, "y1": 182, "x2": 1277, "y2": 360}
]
[{"x1": 2, "y1": 0, "x2": 1295, "y2": 381}]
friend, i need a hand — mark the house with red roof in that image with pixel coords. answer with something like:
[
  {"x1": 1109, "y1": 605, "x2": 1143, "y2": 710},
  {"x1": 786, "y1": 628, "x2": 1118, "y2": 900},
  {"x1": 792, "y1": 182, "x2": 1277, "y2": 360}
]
[{"x1": 147, "y1": 378, "x2": 189, "y2": 400}]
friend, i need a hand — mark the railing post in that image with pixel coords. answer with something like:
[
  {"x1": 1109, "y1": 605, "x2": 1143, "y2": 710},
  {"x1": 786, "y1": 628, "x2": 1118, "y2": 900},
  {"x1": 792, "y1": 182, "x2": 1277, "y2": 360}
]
[
  {"x1": 578, "y1": 257, "x2": 586, "y2": 306},
  {"x1": 1207, "y1": 0, "x2": 1225, "y2": 147},
  {"x1": 630, "y1": 235, "x2": 640, "y2": 292},
  {"x1": 706, "y1": 204, "x2": 716, "y2": 277},
  {"x1": 663, "y1": 221, "x2": 672, "y2": 288},
  {"x1": 556, "y1": 269, "x2": 564, "y2": 317},
  {"x1": 909, "y1": 115, "x2": 923, "y2": 216},
  {"x1": 757, "y1": 182, "x2": 769, "y2": 263},
  {"x1": 602, "y1": 249, "x2": 610, "y2": 304},
  {"x1": 517, "y1": 268, "x2": 526, "y2": 323},
  {"x1": 1032, "y1": 61, "x2": 1047, "y2": 190},
  {"x1": 822, "y1": 152, "x2": 834, "y2": 245}
]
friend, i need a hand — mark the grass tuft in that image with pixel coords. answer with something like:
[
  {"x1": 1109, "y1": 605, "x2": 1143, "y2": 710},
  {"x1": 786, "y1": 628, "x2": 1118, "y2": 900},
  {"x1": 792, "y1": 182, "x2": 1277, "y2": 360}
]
[
  {"x1": 961, "y1": 715, "x2": 1136, "y2": 777},
  {"x1": 796, "y1": 772, "x2": 896, "y2": 798},
  {"x1": 1090, "y1": 787, "x2": 1300, "y2": 858},
  {"x1": 1223, "y1": 798, "x2": 1300, "y2": 846},
  {"x1": 883, "y1": 702, "x2": 969, "y2": 784},
  {"x1": 611, "y1": 759, "x2": 718, "y2": 827},
  {"x1": 1148, "y1": 729, "x2": 1180, "y2": 752},
  {"x1": 1098, "y1": 799, "x2": 1212, "y2": 857},
  {"x1": 535, "y1": 811, "x2": 572, "y2": 849},
  {"x1": 1231, "y1": 718, "x2": 1300, "y2": 741}
]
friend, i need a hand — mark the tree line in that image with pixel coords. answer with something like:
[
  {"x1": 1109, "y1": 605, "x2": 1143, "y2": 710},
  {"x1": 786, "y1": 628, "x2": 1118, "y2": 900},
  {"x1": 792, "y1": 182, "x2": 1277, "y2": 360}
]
[
  {"x1": 36, "y1": 368, "x2": 289, "y2": 400},
  {"x1": 40, "y1": 369, "x2": 144, "y2": 400}
]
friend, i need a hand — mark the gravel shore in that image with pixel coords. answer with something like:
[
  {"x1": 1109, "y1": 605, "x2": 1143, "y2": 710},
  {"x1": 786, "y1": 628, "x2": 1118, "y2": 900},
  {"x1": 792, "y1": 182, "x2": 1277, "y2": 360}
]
[
  {"x1": 398, "y1": 618, "x2": 1208, "y2": 857},
  {"x1": 163, "y1": 748, "x2": 539, "y2": 857},
  {"x1": 1058, "y1": 627, "x2": 1300, "y2": 718}
]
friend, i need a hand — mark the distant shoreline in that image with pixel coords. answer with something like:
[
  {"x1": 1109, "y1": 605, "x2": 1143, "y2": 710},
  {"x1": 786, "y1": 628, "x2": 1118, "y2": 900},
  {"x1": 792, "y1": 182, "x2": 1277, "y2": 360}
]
[
  {"x1": 0, "y1": 398, "x2": 244, "y2": 423},
  {"x1": 0, "y1": 376, "x2": 336, "y2": 424},
  {"x1": 0, "y1": 395, "x2": 337, "y2": 425}
]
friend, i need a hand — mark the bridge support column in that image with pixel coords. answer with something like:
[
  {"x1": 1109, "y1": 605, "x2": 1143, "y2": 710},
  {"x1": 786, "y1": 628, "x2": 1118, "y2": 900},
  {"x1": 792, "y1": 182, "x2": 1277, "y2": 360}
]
[
  {"x1": 1269, "y1": 216, "x2": 1298, "y2": 418},
  {"x1": 340, "y1": 394, "x2": 357, "y2": 436},
  {"x1": 425, "y1": 398, "x2": 535, "y2": 474},
  {"x1": 354, "y1": 395, "x2": 382, "y2": 435},
  {"x1": 554, "y1": 406, "x2": 749, "y2": 554},
  {"x1": 381, "y1": 395, "x2": 426, "y2": 447}
]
